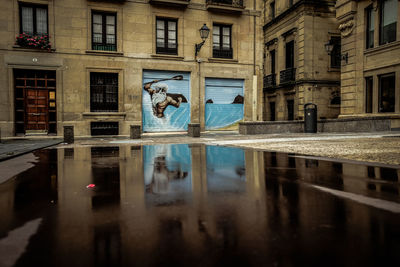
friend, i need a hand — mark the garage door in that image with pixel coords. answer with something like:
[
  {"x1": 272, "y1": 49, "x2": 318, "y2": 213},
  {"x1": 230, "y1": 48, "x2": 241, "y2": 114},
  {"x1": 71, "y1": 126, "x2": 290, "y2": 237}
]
[
  {"x1": 142, "y1": 70, "x2": 190, "y2": 132},
  {"x1": 205, "y1": 78, "x2": 244, "y2": 130}
]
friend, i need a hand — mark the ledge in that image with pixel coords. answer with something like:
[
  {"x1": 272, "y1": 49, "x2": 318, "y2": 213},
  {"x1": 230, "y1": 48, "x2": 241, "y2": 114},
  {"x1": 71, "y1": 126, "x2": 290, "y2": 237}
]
[
  {"x1": 85, "y1": 50, "x2": 124, "y2": 56},
  {"x1": 149, "y1": 0, "x2": 190, "y2": 8},
  {"x1": 263, "y1": 0, "x2": 335, "y2": 30},
  {"x1": 13, "y1": 45, "x2": 55, "y2": 52},
  {"x1": 206, "y1": 3, "x2": 245, "y2": 14},
  {"x1": 82, "y1": 112, "x2": 126, "y2": 118},
  {"x1": 151, "y1": 54, "x2": 184, "y2": 60},
  {"x1": 364, "y1": 40, "x2": 400, "y2": 56},
  {"x1": 208, "y1": 57, "x2": 238, "y2": 63},
  {"x1": 239, "y1": 115, "x2": 400, "y2": 135},
  {"x1": 240, "y1": 120, "x2": 303, "y2": 126},
  {"x1": 337, "y1": 114, "x2": 400, "y2": 121}
]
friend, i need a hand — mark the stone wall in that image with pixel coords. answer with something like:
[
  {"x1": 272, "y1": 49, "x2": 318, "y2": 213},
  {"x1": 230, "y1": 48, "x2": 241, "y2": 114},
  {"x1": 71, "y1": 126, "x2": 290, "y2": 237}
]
[
  {"x1": 239, "y1": 116, "x2": 400, "y2": 134},
  {"x1": 263, "y1": 0, "x2": 340, "y2": 121},
  {"x1": 336, "y1": 0, "x2": 400, "y2": 116},
  {"x1": 0, "y1": 0, "x2": 264, "y2": 137}
]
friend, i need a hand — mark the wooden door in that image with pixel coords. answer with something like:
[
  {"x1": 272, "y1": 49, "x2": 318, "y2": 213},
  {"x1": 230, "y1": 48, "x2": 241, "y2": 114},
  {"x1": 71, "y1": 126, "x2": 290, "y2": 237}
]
[
  {"x1": 14, "y1": 69, "x2": 56, "y2": 135},
  {"x1": 26, "y1": 89, "x2": 48, "y2": 131}
]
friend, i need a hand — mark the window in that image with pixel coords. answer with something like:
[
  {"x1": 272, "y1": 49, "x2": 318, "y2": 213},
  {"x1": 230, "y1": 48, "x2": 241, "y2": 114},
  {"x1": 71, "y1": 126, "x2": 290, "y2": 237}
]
[
  {"x1": 20, "y1": 3, "x2": 48, "y2": 35},
  {"x1": 91, "y1": 122, "x2": 119, "y2": 136},
  {"x1": 287, "y1": 100, "x2": 294, "y2": 120},
  {"x1": 270, "y1": 102, "x2": 276, "y2": 121},
  {"x1": 156, "y1": 18, "x2": 177, "y2": 55},
  {"x1": 90, "y1": 73, "x2": 118, "y2": 112},
  {"x1": 379, "y1": 73, "x2": 395, "y2": 112},
  {"x1": 92, "y1": 12, "x2": 116, "y2": 51},
  {"x1": 270, "y1": 2, "x2": 275, "y2": 19},
  {"x1": 366, "y1": 6, "x2": 375, "y2": 49},
  {"x1": 285, "y1": 40, "x2": 294, "y2": 69},
  {"x1": 380, "y1": 0, "x2": 397, "y2": 45},
  {"x1": 365, "y1": 77, "x2": 373, "y2": 113},
  {"x1": 213, "y1": 24, "x2": 232, "y2": 59},
  {"x1": 330, "y1": 36, "x2": 341, "y2": 68},
  {"x1": 270, "y1": 49, "x2": 276, "y2": 74}
]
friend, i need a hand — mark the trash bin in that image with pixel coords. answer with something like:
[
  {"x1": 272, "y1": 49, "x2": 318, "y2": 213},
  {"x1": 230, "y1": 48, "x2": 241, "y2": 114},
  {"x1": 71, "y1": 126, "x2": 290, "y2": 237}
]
[{"x1": 304, "y1": 103, "x2": 317, "y2": 133}]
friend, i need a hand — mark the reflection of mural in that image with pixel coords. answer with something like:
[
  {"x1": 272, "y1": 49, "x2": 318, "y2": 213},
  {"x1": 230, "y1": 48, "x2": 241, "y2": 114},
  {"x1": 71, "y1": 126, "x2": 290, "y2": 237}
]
[
  {"x1": 205, "y1": 78, "x2": 244, "y2": 130},
  {"x1": 143, "y1": 71, "x2": 190, "y2": 132},
  {"x1": 206, "y1": 146, "x2": 246, "y2": 192},
  {"x1": 144, "y1": 144, "x2": 192, "y2": 195}
]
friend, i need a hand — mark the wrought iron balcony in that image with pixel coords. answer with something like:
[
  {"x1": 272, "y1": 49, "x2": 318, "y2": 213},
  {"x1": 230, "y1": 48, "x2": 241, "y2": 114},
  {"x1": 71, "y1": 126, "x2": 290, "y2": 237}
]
[
  {"x1": 206, "y1": 0, "x2": 244, "y2": 13},
  {"x1": 149, "y1": 0, "x2": 190, "y2": 8},
  {"x1": 213, "y1": 48, "x2": 233, "y2": 59},
  {"x1": 89, "y1": 0, "x2": 127, "y2": 3},
  {"x1": 263, "y1": 74, "x2": 276, "y2": 91},
  {"x1": 279, "y1": 68, "x2": 296, "y2": 85}
]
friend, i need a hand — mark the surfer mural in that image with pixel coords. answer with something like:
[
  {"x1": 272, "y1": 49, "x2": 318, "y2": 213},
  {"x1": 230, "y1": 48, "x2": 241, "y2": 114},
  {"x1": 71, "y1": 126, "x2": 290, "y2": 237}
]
[{"x1": 142, "y1": 71, "x2": 190, "y2": 132}]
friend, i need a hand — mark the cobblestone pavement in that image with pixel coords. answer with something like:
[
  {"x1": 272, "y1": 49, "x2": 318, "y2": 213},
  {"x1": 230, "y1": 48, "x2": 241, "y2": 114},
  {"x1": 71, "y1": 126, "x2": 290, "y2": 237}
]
[{"x1": 231, "y1": 136, "x2": 400, "y2": 166}]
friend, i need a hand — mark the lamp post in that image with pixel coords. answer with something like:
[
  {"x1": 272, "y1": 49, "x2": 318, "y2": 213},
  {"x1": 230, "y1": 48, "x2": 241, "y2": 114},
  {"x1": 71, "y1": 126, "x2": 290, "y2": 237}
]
[
  {"x1": 325, "y1": 39, "x2": 348, "y2": 64},
  {"x1": 195, "y1": 24, "x2": 210, "y2": 58},
  {"x1": 189, "y1": 24, "x2": 210, "y2": 137}
]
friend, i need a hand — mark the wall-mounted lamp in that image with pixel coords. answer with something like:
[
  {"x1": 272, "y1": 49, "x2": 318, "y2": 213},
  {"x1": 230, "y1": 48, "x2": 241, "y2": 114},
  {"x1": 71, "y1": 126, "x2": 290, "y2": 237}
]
[
  {"x1": 195, "y1": 24, "x2": 210, "y2": 57},
  {"x1": 324, "y1": 40, "x2": 348, "y2": 64}
]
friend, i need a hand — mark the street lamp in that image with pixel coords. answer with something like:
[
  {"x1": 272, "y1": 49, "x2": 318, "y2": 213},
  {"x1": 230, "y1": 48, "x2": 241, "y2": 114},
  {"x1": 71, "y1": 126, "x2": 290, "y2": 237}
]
[
  {"x1": 325, "y1": 39, "x2": 348, "y2": 64},
  {"x1": 195, "y1": 24, "x2": 210, "y2": 57}
]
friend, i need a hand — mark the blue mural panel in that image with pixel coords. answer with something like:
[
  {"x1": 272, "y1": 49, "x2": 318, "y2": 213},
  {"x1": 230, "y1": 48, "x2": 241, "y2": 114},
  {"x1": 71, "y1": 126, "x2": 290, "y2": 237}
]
[
  {"x1": 143, "y1": 71, "x2": 190, "y2": 132},
  {"x1": 205, "y1": 78, "x2": 244, "y2": 130}
]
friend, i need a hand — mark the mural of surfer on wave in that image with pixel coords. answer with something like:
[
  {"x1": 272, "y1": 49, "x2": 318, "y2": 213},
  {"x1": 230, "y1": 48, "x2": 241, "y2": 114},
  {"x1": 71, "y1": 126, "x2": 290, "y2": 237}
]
[{"x1": 143, "y1": 75, "x2": 187, "y2": 118}]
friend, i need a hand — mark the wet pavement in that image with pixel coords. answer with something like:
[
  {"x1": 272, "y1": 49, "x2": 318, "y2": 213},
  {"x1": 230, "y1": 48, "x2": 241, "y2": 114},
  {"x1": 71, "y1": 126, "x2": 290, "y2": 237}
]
[
  {"x1": 0, "y1": 139, "x2": 62, "y2": 162},
  {"x1": 0, "y1": 144, "x2": 400, "y2": 267}
]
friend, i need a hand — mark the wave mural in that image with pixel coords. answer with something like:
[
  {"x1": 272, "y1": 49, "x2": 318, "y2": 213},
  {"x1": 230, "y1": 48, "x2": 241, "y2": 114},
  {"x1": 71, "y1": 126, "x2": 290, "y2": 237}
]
[{"x1": 205, "y1": 78, "x2": 244, "y2": 130}]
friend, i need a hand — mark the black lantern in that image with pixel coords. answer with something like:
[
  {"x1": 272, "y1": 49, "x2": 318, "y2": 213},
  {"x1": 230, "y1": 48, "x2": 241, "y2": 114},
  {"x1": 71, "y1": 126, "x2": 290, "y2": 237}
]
[
  {"x1": 324, "y1": 40, "x2": 334, "y2": 55},
  {"x1": 195, "y1": 24, "x2": 210, "y2": 57},
  {"x1": 199, "y1": 24, "x2": 210, "y2": 41},
  {"x1": 325, "y1": 39, "x2": 348, "y2": 64}
]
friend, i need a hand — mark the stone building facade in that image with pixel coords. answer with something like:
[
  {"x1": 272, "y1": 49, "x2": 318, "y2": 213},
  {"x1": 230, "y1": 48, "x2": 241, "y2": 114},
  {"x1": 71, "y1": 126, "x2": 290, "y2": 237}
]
[
  {"x1": 336, "y1": 0, "x2": 400, "y2": 127},
  {"x1": 0, "y1": 0, "x2": 263, "y2": 137},
  {"x1": 262, "y1": 0, "x2": 341, "y2": 121}
]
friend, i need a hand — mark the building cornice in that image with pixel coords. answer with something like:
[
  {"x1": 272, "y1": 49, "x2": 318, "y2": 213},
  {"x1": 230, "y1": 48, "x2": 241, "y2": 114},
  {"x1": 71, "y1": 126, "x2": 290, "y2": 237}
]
[{"x1": 263, "y1": 0, "x2": 336, "y2": 31}]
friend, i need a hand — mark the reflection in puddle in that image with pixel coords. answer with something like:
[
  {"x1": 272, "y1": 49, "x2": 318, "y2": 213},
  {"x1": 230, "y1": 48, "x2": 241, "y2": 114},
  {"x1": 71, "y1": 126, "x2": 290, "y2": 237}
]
[
  {"x1": 206, "y1": 146, "x2": 245, "y2": 193},
  {"x1": 0, "y1": 144, "x2": 399, "y2": 266},
  {"x1": 144, "y1": 144, "x2": 191, "y2": 195}
]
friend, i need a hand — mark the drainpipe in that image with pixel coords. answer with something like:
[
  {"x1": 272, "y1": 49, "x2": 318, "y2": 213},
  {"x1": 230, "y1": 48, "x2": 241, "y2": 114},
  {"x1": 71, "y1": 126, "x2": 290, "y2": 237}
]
[
  {"x1": 252, "y1": 0, "x2": 258, "y2": 121},
  {"x1": 198, "y1": 59, "x2": 201, "y2": 124}
]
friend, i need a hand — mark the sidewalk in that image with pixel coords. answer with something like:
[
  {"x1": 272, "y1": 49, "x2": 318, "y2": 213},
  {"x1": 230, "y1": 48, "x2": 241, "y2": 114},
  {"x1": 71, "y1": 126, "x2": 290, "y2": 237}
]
[
  {"x1": 53, "y1": 131, "x2": 400, "y2": 166},
  {"x1": 0, "y1": 138, "x2": 62, "y2": 162},
  {"x1": 0, "y1": 131, "x2": 399, "y2": 166}
]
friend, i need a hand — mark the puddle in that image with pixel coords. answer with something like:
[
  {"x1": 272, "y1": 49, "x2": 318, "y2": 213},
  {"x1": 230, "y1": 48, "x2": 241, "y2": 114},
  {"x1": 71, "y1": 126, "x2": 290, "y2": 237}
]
[{"x1": 0, "y1": 144, "x2": 399, "y2": 266}]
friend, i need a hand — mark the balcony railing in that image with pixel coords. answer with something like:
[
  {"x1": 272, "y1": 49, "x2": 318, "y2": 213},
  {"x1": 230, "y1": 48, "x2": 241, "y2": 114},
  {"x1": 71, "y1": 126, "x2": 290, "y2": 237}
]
[
  {"x1": 89, "y1": 0, "x2": 127, "y2": 2},
  {"x1": 149, "y1": 0, "x2": 190, "y2": 7},
  {"x1": 213, "y1": 48, "x2": 233, "y2": 59},
  {"x1": 207, "y1": 0, "x2": 243, "y2": 7},
  {"x1": 263, "y1": 74, "x2": 276, "y2": 91},
  {"x1": 206, "y1": 0, "x2": 244, "y2": 13},
  {"x1": 279, "y1": 68, "x2": 296, "y2": 84}
]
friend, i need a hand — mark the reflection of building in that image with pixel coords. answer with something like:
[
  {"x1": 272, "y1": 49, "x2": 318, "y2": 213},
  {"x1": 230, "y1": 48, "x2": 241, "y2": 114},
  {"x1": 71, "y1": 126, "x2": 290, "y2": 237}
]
[
  {"x1": 262, "y1": 0, "x2": 340, "y2": 121},
  {"x1": 336, "y1": 0, "x2": 400, "y2": 120},
  {"x1": 1, "y1": 145, "x2": 400, "y2": 264},
  {"x1": 0, "y1": 0, "x2": 263, "y2": 137}
]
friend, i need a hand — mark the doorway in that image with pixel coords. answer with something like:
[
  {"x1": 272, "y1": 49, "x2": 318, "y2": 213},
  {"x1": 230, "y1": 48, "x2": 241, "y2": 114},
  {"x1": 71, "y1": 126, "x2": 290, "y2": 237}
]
[{"x1": 14, "y1": 69, "x2": 57, "y2": 135}]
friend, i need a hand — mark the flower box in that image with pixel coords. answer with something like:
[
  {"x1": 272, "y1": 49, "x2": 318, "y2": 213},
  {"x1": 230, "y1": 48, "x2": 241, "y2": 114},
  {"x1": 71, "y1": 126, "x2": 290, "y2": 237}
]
[{"x1": 15, "y1": 33, "x2": 52, "y2": 51}]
